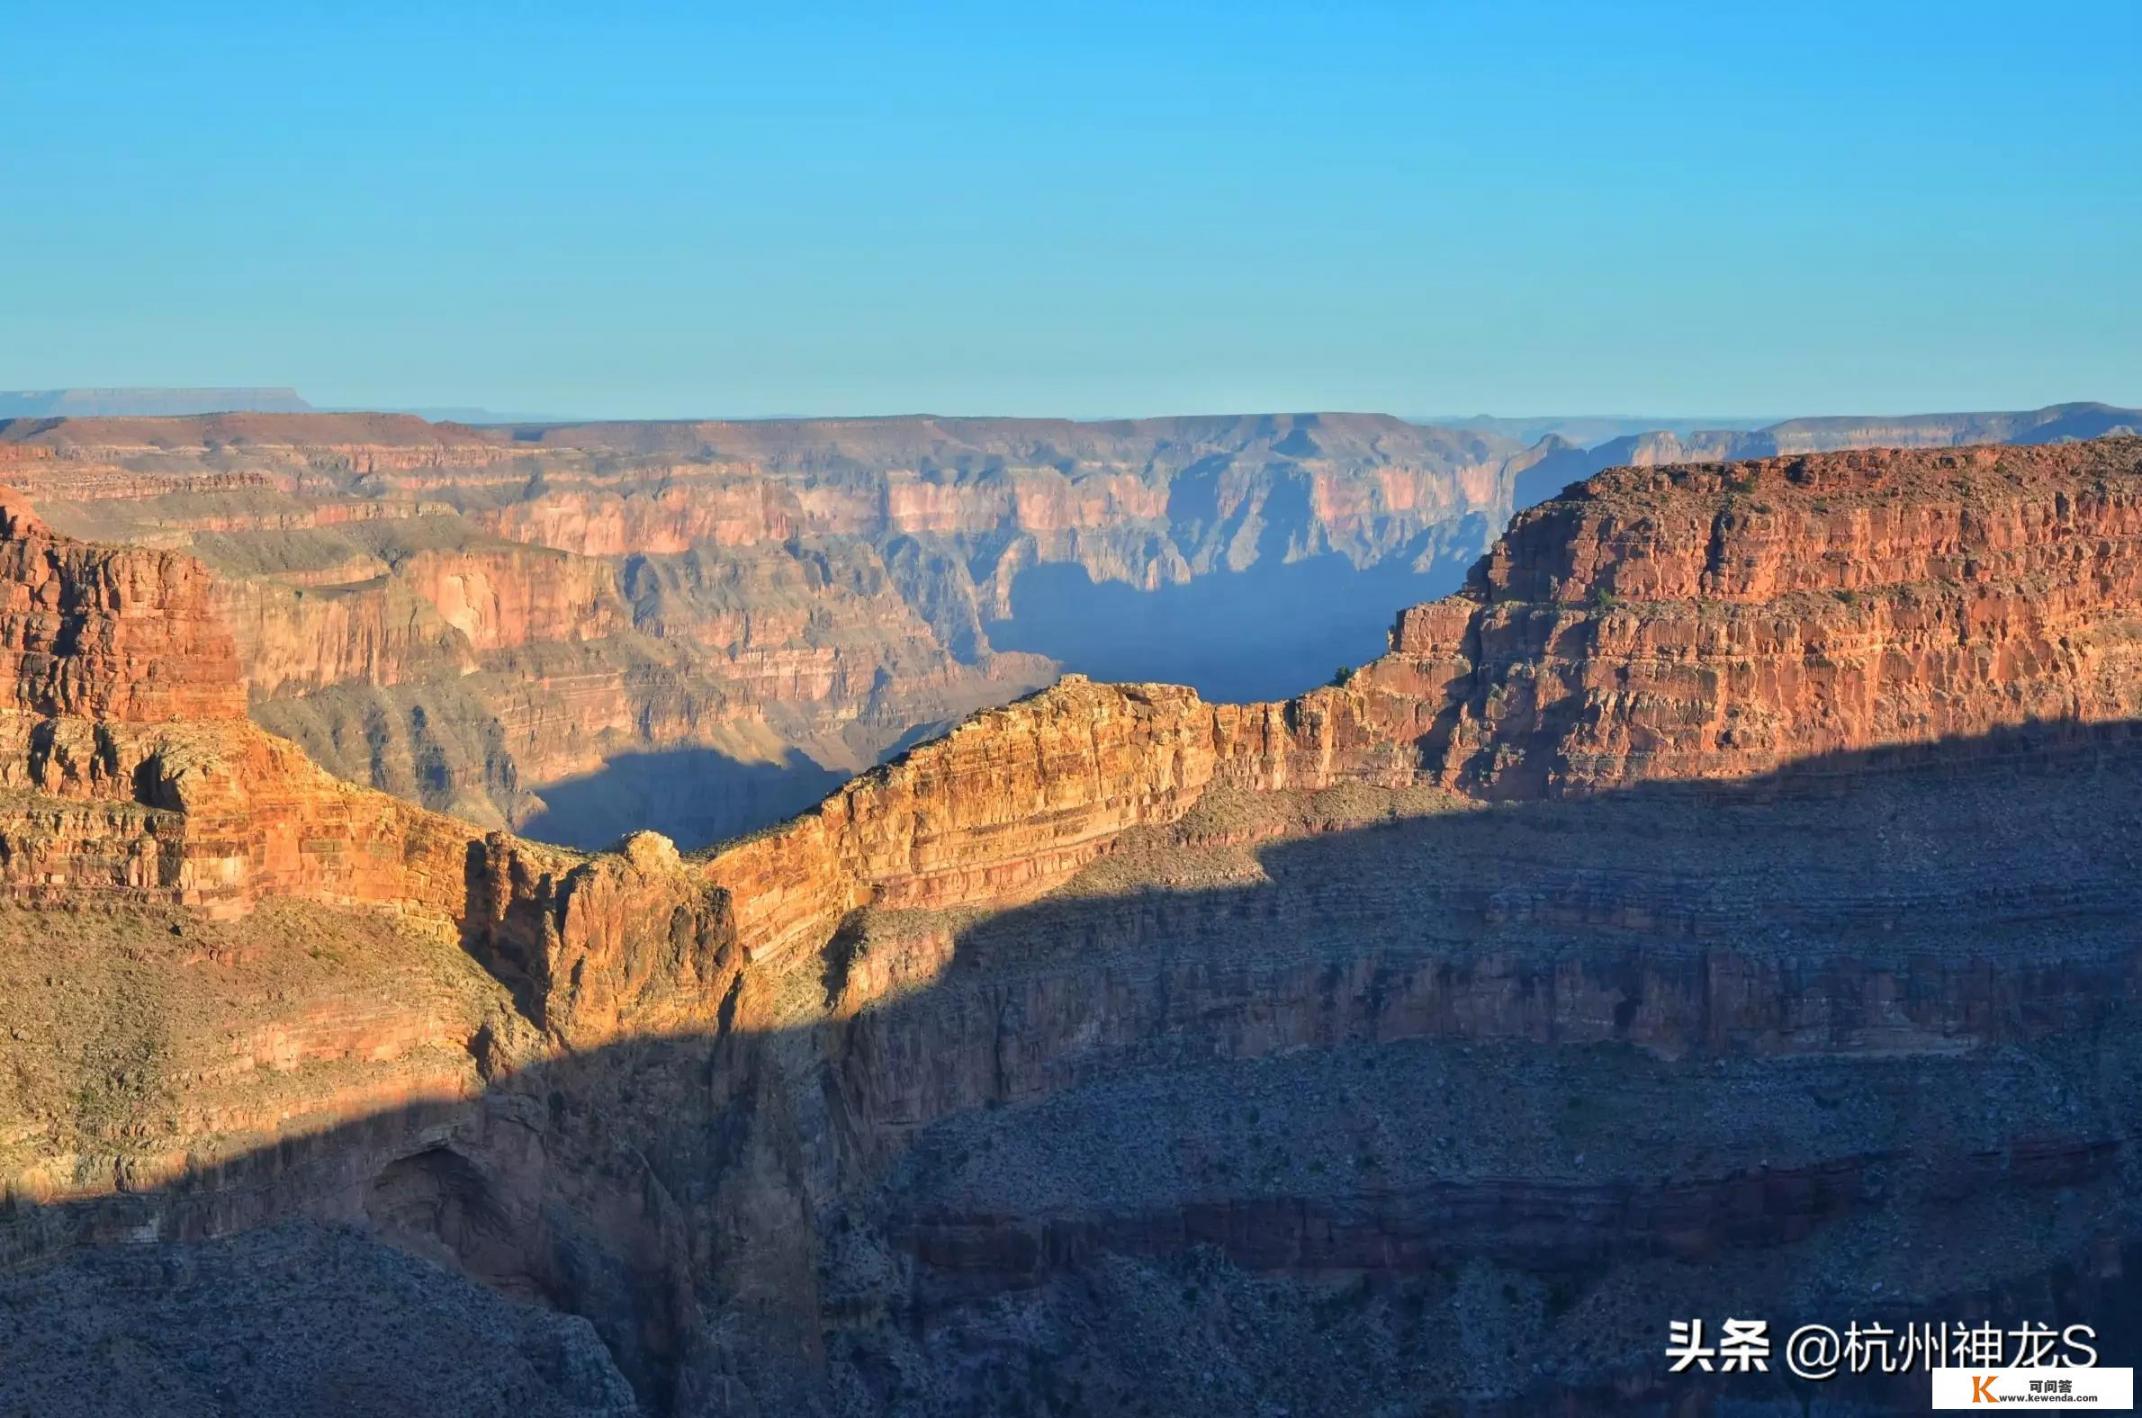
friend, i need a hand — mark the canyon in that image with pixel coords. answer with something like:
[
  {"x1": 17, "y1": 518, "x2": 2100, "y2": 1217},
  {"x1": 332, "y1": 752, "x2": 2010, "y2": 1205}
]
[
  {"x1": 3, "y1": 402, "x2": 2127, "y2": 857},
  {"x1": 0, "y1": 434, "x2": 2138, "y2": 1414},
  {"x1": 0, "y1": 410, "x2": 1529, "y2": 850}
]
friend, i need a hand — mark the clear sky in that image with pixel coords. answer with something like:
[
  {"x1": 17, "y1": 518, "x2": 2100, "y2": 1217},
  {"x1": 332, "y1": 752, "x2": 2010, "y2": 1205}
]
[{"x1": 4, "y1": 2, "x2": 2137, "y2": 420}]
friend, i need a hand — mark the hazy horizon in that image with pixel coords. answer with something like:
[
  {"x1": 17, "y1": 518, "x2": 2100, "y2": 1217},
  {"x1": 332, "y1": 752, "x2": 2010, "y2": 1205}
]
[{"x1": 7, "y1": 386, "x2": 2140, "y2": 434}]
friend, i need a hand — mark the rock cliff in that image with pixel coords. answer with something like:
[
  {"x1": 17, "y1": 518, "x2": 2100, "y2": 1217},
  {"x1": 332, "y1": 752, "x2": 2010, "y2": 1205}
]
[
  {"x1": 694, "y1": 437, "x2": 2142, "y2": 969},
  {"x1": 2, "y1": 437, "x2": 2140, "y2": 1415},
  {"x1": 0, "y1": 490, "x2": 245, "y2": 725},
  {"x1": 1382, "y1": 439, "x2": 2142, "y2": 793},
  {"x1": 0, "y1": 411, "x2": 1521, "y2": 846}
]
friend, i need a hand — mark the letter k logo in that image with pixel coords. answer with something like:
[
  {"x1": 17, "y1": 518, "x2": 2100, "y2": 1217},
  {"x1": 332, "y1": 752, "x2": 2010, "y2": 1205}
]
[{"x1": 1972, "y1": 1373, "x2": 1998, "y2": 1403}]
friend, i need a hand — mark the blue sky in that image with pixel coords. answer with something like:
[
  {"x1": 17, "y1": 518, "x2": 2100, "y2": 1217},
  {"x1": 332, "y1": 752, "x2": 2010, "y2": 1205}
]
[{"x1": 4, "y1": 2, "x2": 2136, "y2": 419}]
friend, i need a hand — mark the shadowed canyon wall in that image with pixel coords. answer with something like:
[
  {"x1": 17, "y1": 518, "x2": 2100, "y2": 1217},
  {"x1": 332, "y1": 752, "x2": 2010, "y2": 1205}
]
[{"x1": 0, "y1": 437, "x2": 2138, "y2": 1414}]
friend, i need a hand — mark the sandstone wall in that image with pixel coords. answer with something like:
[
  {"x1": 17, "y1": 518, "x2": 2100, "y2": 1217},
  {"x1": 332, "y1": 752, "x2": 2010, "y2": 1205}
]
[
  {"x1": 8, "y1": 439, "x2": 2139, "y2": 1009},
  {"x1": 706, "y1": 678, "x2": 1249, "y2": 964},
  {"x1": 4, "y1": 436, "x2": 2142, "y2": 1415},
  {"x1": 1371, "y1": 439, "x2": 2142, "y2": 794},
  {"x1": 0, "y1": 491, "x2": 245, "y2": 724},
  {"x1": 686, "y1": 440, "x2": 2142, "y2": 976},
  {"x1": 6, "y1": 438, "x2": 2139, "y2": 1010},
  {"x1": 0, "y1": 412, "x2": 1521, "y2": 837}
]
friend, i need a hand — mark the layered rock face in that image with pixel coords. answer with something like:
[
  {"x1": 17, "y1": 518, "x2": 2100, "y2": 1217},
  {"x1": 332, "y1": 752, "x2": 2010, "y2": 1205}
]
[
  {"x1": 1379, "y1": 439, "x2": 2142, "y2": 794},
  {"x1": 14, "y1": 408, "x2": 2118, "y2": 851},
  {"x1": 0, "y1": 491, "x2": 245, "y2": 725},
  {"x1": 0, "y1": 489, "x2": 500, "y2": 919},
  {"x1": 695, "y1": 438, "x2": 2142, "y2": 962},
  {"x1": 0, "y1": 411, "x2": 1524, "y2": 847},
  {"x1": 3, "y1": 438, "x2": 2140, "y2": 1415}
]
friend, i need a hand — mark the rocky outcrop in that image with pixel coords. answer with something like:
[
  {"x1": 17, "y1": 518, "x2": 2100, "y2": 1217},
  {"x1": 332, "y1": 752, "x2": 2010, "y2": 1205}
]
[
  {"x1": 0, "y1": 491, "x2": 483, "y2": 915},
  {"x1": 0, "y1": 411, "x2": 1524, "y2": 844},
  {"x1": 1375, "y1": 438, "x2": 2142, "y2": 794},
  {"x1": 0, "y1": 490, "x2": 245, "y2": 724},
  {"x1": 9, "y1": 439, "x2": 2137, "y2": 1017},
  {"x1": 705, "y1": 678, "x2": 1247, "y2": 965},
  {"x1": 3, "y1": 436, "x2": 2141, "y2": 1416},
  {"x1": 30, "y1": 411, "x2": 2125, "y2": 852},
  {"x1": 671, "y1": 438, "x2": 2142, "y2": 972},
  {"x1": 467, "y1": 829, "x2": 736, "y2": 1045}
]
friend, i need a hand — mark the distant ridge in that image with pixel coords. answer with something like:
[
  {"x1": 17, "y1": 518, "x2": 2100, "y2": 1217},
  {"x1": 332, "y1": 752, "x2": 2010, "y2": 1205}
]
[
  {"x1": 0, "y1": 387, "x2": 313, "y2": 417},
  {"x1": 5, "y1": 398, "x2": 2134, "y2": 481},
  {"x1": 370, "y1": 405, "x2": 570, "y2": 425},
  {"x1": 1506, "y1": 400, "x2": 2142, "y2": 511},
  {"x1": 1417, "y1": 413, "x2": 1774, "y2": 446}
]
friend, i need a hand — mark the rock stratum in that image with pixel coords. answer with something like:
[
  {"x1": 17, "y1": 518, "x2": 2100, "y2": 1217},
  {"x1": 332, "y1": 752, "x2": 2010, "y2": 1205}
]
[
  {"x1": 0, "y1": 410, "x2": 1526, "y2": 849},
  {"x1": 6, "y1": 402, "x2": 2113, "y2": 854},
  {"x1": 0, "y1": 437, "x2": 2139, "y2": 1415}
]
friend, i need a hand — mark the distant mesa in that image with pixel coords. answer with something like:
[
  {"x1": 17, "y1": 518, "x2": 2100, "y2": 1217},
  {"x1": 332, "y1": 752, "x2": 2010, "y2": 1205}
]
[
  {"x1": 1504, "y1": 399, "x2": 2142, "y2": 511},
  {"x1": 1416, "y1": 412, "x2": 1776, "y2": 446},
  {"x1": 379, "y1": 405, "x2": 569, "y2": 424},
  {"x1": 0, "y1": 386, "x2": 315, "y2": 418},
  {"x1": 0, "y1": 389, "x2": 560, "y2": 425}
]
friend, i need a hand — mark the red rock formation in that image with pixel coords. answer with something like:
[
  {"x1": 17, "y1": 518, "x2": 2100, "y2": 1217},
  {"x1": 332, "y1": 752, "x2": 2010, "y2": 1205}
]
[
  {"x1": 687, "y1": 438, "x2": 2142, "y2": 975},
  {"x1": 465, "y1": 828, "x2": 734, "y2": 1045},
  {"x1": 11, "y1": 438, "x2": 2136, "y2": 1000},
  {"x1": 0, "y1": 491, "x2": 484, "y2": 915},
  {"x1": 2, "y1": 434, "x2": 2135, "y2": 1048},
  {"x1": 0, "y1": 488, "x2": 245, "y2": 724},
  {"x1": 1, "y1": 436, "x2": 2139, "y2": 1417},
  {"x1": 706, "y1": 678, "x2": 1247, "y2": 963},
  {"x1": 1372, "y1": 439, "x2": 2142, "y2": 794},
  {"x1": 0, "y1": 411, "x2": 1523, "y2": 840}
]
